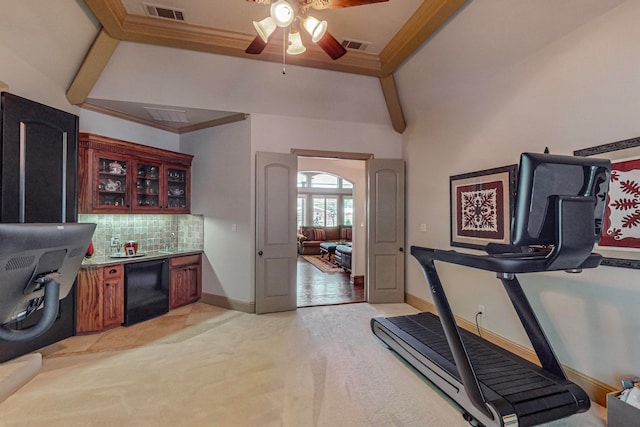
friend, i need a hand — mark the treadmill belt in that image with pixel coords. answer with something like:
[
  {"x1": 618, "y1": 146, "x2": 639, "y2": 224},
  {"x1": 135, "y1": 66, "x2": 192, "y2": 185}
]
[{"x1": 385, "y1": 312, "x2": 583, "y2": 420}]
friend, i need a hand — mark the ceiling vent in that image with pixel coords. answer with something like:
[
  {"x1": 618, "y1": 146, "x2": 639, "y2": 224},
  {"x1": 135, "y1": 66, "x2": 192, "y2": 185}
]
[
  {"x1": 341, "y1": 39, "x2": 371, "y2": 52},
  {"x1": 144, "y1": 107, "x2": 189, "y2": 123},
  {"x1": 142, "y1": 3, "x2": 185, "y2": 21}
]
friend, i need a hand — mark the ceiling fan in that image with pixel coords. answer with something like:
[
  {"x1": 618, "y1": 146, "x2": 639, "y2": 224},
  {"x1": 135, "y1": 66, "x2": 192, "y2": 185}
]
[{"x1": 245, "y1": 0, "x2": 389, "y2": 60}]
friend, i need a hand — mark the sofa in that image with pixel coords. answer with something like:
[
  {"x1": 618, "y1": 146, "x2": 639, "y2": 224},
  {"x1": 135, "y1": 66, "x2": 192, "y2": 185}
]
[{"x1": 297, "y1": 225, "x2": 352, "y2": 255}]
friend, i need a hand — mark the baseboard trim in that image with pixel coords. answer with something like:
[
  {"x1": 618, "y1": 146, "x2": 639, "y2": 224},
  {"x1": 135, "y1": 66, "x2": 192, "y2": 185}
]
[
  {"x1": 200, "y1": 293, "x2": 255, "y2": 313},
  {"x1": 404, "y1": 293, "x2": 615, "y2": 407}
]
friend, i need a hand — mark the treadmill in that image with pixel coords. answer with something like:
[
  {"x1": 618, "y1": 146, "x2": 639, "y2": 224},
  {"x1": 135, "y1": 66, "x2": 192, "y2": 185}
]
[{"x1": 371, "y1": 153, "x2": 611, "y2": 427}]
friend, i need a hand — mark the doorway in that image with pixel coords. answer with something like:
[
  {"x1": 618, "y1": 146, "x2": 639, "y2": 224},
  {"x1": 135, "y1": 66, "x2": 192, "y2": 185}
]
[
  {"x1": 255, "y1": 150, "x2": 405, "y2": 314},
  {"x1": 296, "y1": 158, "x2": 366, "y2": 307}
]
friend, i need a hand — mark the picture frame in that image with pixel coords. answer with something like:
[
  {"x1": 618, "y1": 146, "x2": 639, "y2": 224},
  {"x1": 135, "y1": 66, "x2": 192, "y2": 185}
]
[
  {"x1": 450, "y1": 164, "x2": 517, "y2": 250},
  {"x1": 575, "y1": 136, "x2": 640, "y2": 269},
  {"x1": 125, "y1": 247, "x2": 136, "y2": 257}
]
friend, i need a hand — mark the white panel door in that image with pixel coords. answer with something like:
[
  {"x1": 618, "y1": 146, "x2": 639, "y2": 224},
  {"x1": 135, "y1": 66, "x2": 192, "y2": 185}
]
[
  {"x1": 367, "y1": 159, "x2": 405, "y2": 303},
  {"x1": 255, "y1": 151, "x2": 298, "y2": 314}
]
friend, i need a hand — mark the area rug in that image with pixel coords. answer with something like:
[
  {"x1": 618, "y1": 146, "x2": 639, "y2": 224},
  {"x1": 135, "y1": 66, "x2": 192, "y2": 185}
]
[{"x1": 302, "y1": 255, "x2": 343, "y2": 273}]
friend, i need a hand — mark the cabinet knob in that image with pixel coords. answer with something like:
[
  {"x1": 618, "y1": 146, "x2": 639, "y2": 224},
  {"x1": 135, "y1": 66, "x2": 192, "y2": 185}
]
[{"x1": 109, "y1": 269, "x2": 117, "y2": 274}]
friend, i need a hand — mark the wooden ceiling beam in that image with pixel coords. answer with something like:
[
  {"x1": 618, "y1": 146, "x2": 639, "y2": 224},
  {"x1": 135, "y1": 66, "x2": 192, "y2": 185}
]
[
  {"x1": 66, "y1": 29, "x2": 119, "y2": 105},
  {"x1": 379, "y1": 75, "x2": 406, "y2": 134}
]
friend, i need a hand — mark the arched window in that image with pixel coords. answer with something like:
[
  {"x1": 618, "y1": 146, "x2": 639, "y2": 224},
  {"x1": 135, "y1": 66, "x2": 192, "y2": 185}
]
[{"x1": 296, "y1": 171, "x2": 353, "y2": 227}]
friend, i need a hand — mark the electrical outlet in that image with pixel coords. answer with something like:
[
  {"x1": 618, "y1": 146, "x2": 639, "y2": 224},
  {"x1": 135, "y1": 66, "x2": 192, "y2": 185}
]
[{"x1": 478, "y1": 305, "x2": 486, "y2": 319}]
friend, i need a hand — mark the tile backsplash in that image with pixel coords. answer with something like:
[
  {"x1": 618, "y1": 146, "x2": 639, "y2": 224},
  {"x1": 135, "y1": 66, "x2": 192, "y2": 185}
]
[{"x1": 79, "y1": 214, "x2": 204, "y2": 257}]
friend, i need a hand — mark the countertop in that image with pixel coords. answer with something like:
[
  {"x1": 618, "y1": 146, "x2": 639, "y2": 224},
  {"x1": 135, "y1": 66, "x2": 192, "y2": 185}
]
[{"x1": 81, "y1": 249, "x2": 203, "y2": 268}]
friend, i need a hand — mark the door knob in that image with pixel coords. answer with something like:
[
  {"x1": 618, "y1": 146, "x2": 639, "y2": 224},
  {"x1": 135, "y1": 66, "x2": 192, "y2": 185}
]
[
  {"x1": 258, "y1": 250, "x2": 263, "y2": 256},
  {"x1": 399, "y1": 247, "x2": 404, "y2": 252}
]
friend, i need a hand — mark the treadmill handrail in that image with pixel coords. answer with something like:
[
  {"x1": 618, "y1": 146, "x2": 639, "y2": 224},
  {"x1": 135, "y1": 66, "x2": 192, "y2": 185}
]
[
  {"x1": 499, "y1": 274, "x2": 566, "y2": 379},
  {"x1": 413, "y1": 247, "x2": 495, "y2": 421}
]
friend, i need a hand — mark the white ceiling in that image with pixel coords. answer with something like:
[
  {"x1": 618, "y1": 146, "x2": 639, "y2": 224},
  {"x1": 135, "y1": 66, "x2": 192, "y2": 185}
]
[
  {"x1": 120, "y1": 0, "x2": 423, "y2": 55},
  {"x1": 0, "y1": 1, "x2": 630, "y2": 132}
]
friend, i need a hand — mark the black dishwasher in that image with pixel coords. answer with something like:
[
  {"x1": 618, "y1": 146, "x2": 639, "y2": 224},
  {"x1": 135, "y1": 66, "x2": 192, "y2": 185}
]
[{"x1": 124, "y1": 259, "x2": 169, "y2": 326}]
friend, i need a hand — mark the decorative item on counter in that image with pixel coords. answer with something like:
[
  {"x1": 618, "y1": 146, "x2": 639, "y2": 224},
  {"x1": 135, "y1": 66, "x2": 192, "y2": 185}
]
[
  {"x1": 123, "y1": 240, "x2": 139, "y2": 256},
  {"x1": 85, "y1": 241, "x2": 94, "y2": 259}
]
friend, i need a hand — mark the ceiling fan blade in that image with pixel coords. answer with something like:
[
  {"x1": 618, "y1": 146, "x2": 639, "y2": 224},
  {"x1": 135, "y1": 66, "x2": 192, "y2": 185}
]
[
  {"x1": 310, "y1": 0, "x2": 388, "y2": 10},
  {"x1": 245, "y1": 36, "x2": 267, "y2": 54},
  {"x1": 317, "y1": 31, "x2": 347, "y2": 60}
]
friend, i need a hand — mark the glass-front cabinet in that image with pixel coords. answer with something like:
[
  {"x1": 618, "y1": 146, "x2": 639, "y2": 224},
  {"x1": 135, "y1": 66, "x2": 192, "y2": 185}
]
[
  {"x1": 94, "y1": 154, "x2": 130, "y2": 211},
  {"x1": 78, "y1": 133, "x2": 193, "y2": 214},
  {"x1": 165, "y1": 165, "x2": 189, "y2": 211},
  {"x1": 134, "y1": 160, "x2": 163, "y2": 211}
]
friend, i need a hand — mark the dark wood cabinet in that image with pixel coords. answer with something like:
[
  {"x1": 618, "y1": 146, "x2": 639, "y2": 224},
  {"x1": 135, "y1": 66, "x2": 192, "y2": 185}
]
[
  {"x1": 77, "y1": 254, "x2": 201, "y2": 333},
  {"x1": 79, "y1": 133, "x2": 192, "y2": 214},
  {"x1": 170, "y1": 254, "x2": 202, "y2": 309},
  {"x1": 76, "y1": 265, "x2": 124, "y2": 333}
]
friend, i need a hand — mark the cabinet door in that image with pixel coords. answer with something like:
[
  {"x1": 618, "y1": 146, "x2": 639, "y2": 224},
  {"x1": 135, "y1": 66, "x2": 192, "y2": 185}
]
[
  {"x1": 164, "y1": 165, "x2": 190, "y2": 212},
  {"x1": 102, "y1": 265, "x2": 124, "y2": 328},
  {"x1": 185, "y1": 265, "x2": 201, "y2": 303},
  {"x1": 94, "y1": 152, "x2": 131, "y2": 211},
  {"x1": 133, "y1": 159, "x2": 163, "y2": 212},
  {"x1": 170, "y1": 268, "x2": 188, "y2": 309},
  {"x1": 103, "y1": 280, "x2": 124, "y2": 328},
  {"x1": 169, "y1": 255, "x2": 201, "y2": 309},
  {"x1": 76, "y1": 268, "x2": 103, "y2": 333}
]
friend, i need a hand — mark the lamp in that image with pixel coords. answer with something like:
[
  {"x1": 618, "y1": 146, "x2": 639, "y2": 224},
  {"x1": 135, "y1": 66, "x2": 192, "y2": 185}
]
[
  {"x1": 303, "y1": 16, "x2": 327, "y2": 43},
  {"x1": 287, "y1": 31, "x2": 306, "y2": 55},
  {"x1": 253, "y1": 17, "x2": 277, "y2": 43},
  {"x1": 270, "y1": 0, "x2": 295, "y2": 27},
  {"x1": 246, "y1": 0, "x2": 347, "y2": 61}
]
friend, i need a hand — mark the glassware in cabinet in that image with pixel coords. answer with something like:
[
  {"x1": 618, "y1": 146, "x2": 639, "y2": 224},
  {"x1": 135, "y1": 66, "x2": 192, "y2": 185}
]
[
  {"x1": 96, "y1": 155, "x2": 129, "y2": 209},
  {"x1": 165, "y1": 166, "x2": 189, "y2": 211},
  {"x1": 133, "y1": 161, "x2": 162, "y2": 210}
]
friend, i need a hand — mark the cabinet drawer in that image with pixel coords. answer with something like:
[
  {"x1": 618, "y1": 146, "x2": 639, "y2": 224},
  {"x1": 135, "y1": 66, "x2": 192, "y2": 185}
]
[
  {"x1": 170, "y1": 254, "x2": 201, "y2": 268},
  {"x1": 103, "y1": 265, "x2": 123, "y2": 280}
]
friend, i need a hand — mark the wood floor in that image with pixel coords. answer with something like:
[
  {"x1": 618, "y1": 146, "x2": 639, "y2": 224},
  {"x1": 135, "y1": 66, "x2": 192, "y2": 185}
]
[{"x1": 297, "y1": 256, "x2": 365, "y2": 307}]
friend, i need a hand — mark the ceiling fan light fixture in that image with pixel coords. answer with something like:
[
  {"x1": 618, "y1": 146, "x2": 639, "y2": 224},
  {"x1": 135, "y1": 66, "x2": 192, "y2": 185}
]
[
  {"x1": 287, "y1": 31, "x2": 306, "y2": 55},
  {"x1": 303, "y1": 16, "x2": 327, "y2": 43},
  {"x1": 270, "y1": 0, "x2": 295, "y2": 28},
  {"x1": 253, "y1": 16, "x2": 277, "y2": 42}
]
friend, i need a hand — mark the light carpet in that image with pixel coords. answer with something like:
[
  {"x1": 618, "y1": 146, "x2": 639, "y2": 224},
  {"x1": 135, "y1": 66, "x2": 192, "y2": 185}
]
[{"x1": 0, "y1": 303, "x2": 606, "y2": 426}]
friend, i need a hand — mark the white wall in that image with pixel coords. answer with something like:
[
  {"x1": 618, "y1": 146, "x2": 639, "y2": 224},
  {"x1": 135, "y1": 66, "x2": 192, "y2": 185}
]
[
  {"x1": 399, "y1": 0, "x2": 640, "y2": 386},
  {"x1": 0, "y1": 42, "x2": 79, "y2": 115},
  {"x1": 297, "y1": 157, "x2": 366, "y2": 277},
  {"x1": 178, "y1": 113, "x2": 400, "y2": 306},
  {"x1": 180, "y1": 120, "x2": 253, "y2": 303},
  {"x1": 79, "y1": 110, "x2": 179, "y2": 151},
  {"x1": 88, "y1": 42, "x2": 392, "y2": 126}
]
